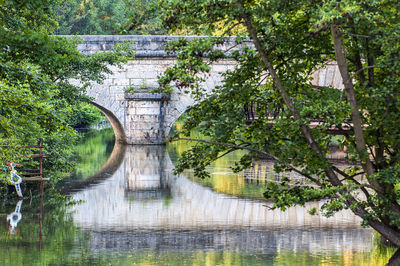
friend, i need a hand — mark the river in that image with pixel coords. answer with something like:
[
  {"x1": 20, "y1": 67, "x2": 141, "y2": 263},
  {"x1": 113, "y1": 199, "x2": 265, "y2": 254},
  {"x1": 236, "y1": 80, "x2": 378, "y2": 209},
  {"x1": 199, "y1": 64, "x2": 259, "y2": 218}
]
[{"x1": 0, "y1": 128, "x2": 395, "y2": 265}]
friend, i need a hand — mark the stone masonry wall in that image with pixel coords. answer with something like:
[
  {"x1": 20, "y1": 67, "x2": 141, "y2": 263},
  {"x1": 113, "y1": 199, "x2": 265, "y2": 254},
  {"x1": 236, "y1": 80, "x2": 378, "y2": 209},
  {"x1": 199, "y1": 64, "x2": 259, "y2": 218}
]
[{"x1": 77, "y1": 35, "x2": 343, "y2": 144}]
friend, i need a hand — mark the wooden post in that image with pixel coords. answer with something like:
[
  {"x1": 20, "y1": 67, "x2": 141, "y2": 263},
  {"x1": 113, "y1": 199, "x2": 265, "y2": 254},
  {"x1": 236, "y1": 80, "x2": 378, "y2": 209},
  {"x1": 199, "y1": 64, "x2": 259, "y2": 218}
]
[
  {"x1": 39, "y1": 139, "x2": 43, "y2": 184},
  {"x1": 39, "y1": 138, "x2": 43, "y2": 251}
]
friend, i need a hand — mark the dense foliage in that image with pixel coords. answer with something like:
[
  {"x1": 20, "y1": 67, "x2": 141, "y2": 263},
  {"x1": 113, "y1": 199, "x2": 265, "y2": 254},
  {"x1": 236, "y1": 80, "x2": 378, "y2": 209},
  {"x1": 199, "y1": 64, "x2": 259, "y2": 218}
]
[
  {"x1": 0, "y1": 0, "x2": 132, "y2": 191},
  {"x1": 157, "y1": 0, "x2": 400, "y2": 252},
  {"x1": 66, "y1": 102, "x2": 104, "y2": 129},
  {"x1": 56, "y1": 0, "x2": 166, "y2": 35}
]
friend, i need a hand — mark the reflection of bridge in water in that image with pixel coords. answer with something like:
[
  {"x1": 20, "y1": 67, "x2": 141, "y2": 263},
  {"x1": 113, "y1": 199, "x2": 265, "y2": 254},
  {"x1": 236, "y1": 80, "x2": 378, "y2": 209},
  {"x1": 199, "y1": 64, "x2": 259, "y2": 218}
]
[
  {"x1": 84, "y1": 229, "x2": 371, "y2": 255},
  {"x1": 243, "y1": 160, "x2": 364, "y2": 186},
  {"x1": 71, "y1": 144, "x2": 372, "y2": 253}
]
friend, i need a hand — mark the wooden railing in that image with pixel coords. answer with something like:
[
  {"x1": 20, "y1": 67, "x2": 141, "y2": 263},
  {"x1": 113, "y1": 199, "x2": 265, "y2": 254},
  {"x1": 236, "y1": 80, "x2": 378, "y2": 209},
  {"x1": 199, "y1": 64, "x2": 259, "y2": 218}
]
[
  {"x1": 0, "y1": 139, "x2": 49, "y2": 182},
  {"x1": 243, "y1": 101, "x2": 283, "y2": 124}
]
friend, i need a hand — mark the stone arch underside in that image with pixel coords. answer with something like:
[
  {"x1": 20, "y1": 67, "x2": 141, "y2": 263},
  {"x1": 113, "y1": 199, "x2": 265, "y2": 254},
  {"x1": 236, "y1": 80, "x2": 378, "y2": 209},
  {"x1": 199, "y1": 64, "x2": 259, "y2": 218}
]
[
  {"x1": 163, "y1": 92, "x2": 195, "y2": 138},
  {"x1": 90, "y1": 101, "x2": 127, "y2": 144}
]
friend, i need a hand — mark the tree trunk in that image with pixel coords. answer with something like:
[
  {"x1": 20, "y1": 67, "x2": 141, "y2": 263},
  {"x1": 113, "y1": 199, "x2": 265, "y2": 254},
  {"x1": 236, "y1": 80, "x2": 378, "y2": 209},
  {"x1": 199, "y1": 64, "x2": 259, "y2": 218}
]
[
  {"x1": 330, "y1": 24, "x2": 383, "y2": 192},
  {"x1": 388, "y1": 249, "x2": 400, "y2": 266},
  {"x1": 236, "y1": 0, "x2": 342, "y2": 187}
]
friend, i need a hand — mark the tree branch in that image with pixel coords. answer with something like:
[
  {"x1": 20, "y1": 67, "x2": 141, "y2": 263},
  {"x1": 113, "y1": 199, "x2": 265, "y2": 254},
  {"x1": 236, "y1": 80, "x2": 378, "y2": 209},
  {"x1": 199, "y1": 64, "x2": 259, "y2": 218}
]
[
  {"x1": 348, "y1": 18, "x2": 366, "y2": 84},
  {"x1": 345, "y1": 33, "x2": 372, "y2": 38},
  {"x1": 354, "y1": 66, "x2": 377, "y2": 76},
  {"x1": 332, "y1": 166, "x2": 370, "y2": 199},
  {"x1": 366, "y1": 38, "x2": 375, "y2": 88}
]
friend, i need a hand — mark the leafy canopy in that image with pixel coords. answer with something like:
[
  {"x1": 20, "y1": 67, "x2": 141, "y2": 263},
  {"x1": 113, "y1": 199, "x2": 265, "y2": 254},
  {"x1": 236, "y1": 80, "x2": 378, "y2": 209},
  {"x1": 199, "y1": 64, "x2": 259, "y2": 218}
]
[
  {"x1": 57, "y1": 0, "x2": 166, "y2": 35},
  {"x1": 0, "y1": 0, "x2": 132, "y2": 188},
  {"x1": 156, "y1": 0, "x2": 400, "y2": 249}
]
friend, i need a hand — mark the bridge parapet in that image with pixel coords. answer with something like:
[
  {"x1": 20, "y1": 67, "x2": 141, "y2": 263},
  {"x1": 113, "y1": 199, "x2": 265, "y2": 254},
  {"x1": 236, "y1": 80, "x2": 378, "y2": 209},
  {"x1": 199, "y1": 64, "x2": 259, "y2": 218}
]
[{"x1": 75, "y1": 35, "x2": 242, "y2": 57}]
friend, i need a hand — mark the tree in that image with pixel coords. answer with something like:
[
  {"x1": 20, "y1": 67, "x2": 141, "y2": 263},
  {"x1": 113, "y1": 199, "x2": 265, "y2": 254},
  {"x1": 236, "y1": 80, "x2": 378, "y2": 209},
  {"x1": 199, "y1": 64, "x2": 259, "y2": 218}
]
[
  {"x1": 123, "y1": 0, "x2": 167, "y2": 35},
  {"x1": 57, "y1": 0, "x2": 127, "y2": 34},
  {"x1": 0, "y1": 0, "x2": 132, "y2": 187},
  {"x1": 156, "y1": 0, "x2": 400, "y2": 257},
  {"x1": 56, "y1": 0, "x2": 166, "y2": 35}
]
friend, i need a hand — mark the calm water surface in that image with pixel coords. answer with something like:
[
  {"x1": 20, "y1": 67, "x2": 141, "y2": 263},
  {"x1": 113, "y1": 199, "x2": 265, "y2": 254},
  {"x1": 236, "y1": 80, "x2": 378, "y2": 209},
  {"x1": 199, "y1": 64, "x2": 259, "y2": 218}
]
[{"x1": 0, "y1": 129, "x2": 395, "y2": 265}]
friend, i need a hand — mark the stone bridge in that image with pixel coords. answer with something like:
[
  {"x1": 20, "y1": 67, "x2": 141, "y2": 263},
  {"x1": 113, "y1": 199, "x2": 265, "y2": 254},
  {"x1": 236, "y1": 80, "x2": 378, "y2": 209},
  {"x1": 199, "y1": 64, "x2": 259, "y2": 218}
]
[{"x1": 77, "y1": 35, "x2": 344, "y2": 144}]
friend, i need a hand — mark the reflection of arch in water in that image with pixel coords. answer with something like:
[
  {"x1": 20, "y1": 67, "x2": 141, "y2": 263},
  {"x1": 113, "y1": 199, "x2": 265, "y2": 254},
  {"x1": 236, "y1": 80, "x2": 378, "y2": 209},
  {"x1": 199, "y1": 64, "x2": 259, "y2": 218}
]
[
  {"x1": 72, "y1": 145, "x2": 365, "y2": 231},
  {"x1": 70, "y1": 144, "x2": 375, "y2": 260},
  {"x1": 90, "y1": 101, "x2": 127, "y2": 144},
  {"x1": 62, "y1": 142, "x2": 127, "y2": 194},
  {"x1": 243, "y1": 161, "x2": 313, "y2": 187},
  {"x1": 243, "y1": 160, "x2": 365, "y2": 187}
]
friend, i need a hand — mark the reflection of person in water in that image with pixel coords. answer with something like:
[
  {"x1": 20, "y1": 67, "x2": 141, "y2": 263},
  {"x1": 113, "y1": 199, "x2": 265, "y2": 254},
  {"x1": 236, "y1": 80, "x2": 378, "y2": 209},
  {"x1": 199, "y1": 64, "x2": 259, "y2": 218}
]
[
  {"x1": 7, "y1": 200, "x2": 23, "y2": 236},
  {"x1": 7, "y1": 161, "x2": 23, "y2": 197}
]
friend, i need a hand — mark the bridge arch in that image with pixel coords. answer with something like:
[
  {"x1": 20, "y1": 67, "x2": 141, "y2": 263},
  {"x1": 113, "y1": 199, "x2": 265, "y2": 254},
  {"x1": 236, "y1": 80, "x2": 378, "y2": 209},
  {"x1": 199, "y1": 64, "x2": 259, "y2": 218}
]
[
  {"x1": 90, "y1": 102, "x2": 127, "y2": 144},
  {"x1": 77, "y1": 35, "x2": 343, "y2": 144}
]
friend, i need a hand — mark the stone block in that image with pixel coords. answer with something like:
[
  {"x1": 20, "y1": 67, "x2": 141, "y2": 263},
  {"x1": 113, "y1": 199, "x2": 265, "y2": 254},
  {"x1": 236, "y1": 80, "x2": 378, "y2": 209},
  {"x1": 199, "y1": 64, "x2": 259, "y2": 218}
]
[
  {"x1": 138, "y1": 70, "x2": 159, "y2": 79},
  {"x1": 115, "y1": 94, "x2": 125, "y2": 101},
  {"x1": 137, "y1": 101, "x2": 161, "y2": 109},
  {"x1": 128, "y1": 80, "x2": 159, "y2": 90},
  {"x1": 109, "y1": 85, "x2": 128, "y2": 93},
  {"x1": 129, "y1": 115, "x2": 159, "y2": 124},
  {"x1": 318, "y1": 68, "x2": 327, "y2": 87},
  {"x1": 139, "y1": 122, "x2": 159, "y2": 130},
  {"x1": 333, "y1": 66, "x2": 344, "y2": 89},
  {"x1": 107, "y1": 65, "x2": 123, "y2": 73},
  {"x1": 112, "y1": 78, "x2": 130, "y2": 86},
  {"x1": 310, "y1": 71, "x2": 319, "y2": 86},
  {"x1": 144, "y1": 79, "x2": 159, "y2": 88},
  {"x1": 325, "y1": 66, "x2": 336, "y2": 87},
  {"x1": 212, "y1": 64, "x2": 231, "y2": 73},
  {"x1": 131, "y1": 59, "x2": 156, "y2": 65},
  {"x1": 126, "y1": 107, "x2": 137, "y2": 115},
  {"x1": 159, "y1": 59, "x2": 176, "y2": 65},
  {"x1": 135, "y1": 107, "x2": 161, "y2": 115},
  {"x1": 108, "y1": 71, "x2": 129, "y2": 79},
  {"x1": 100, "y1": 78, "x2": 113, "y2": 86},
  {"x1": 128, "y1": 114, "x2": 146, "y2": 121}
]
